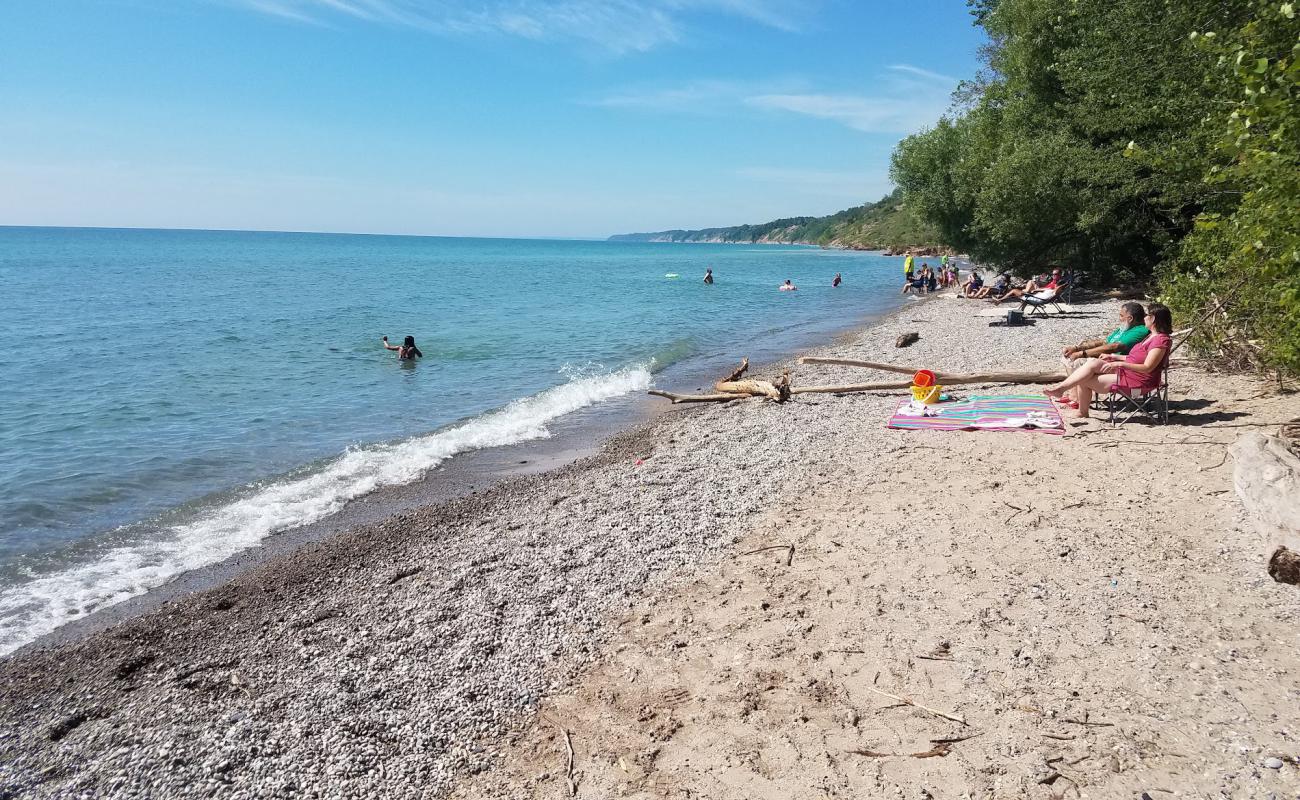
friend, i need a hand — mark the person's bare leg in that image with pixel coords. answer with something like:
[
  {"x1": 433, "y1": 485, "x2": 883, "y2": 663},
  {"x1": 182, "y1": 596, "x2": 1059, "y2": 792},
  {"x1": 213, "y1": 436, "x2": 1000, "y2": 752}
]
[
  {"x1": 1045, "y1": 359, "x2": 1104, "y2": 397},
  {"x1": 1068, "y1": 375, "x2": 1117, "y2": 418}
]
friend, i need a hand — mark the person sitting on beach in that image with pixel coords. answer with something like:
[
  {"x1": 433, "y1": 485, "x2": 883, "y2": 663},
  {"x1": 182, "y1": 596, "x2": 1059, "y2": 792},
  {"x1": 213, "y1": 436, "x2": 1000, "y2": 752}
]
[
  {"x1": 780, "y1": 279, "x2": 798, "y2": 291},
  {"x1": 925, "y1": 266, "x2": 938, "y2": 293},
  {"x1": 832, "y1": 272, "x2": 842, "y2": 287},
  {"x1": 703, "y1": 268, "x2": 714, "y2": 285},
  {"x1": 901, "y1": 269, "x2": 926, "y2": 295},
  {"x1": 382, "y1": 335, "x2": 423, "y2": 360},
  {"x1": 1044, "y1": 304, "x2": 1173, "y2": 417},
  {"x1": 970, "y1": 274, "x2": 1004, "y2": 299},
  {"x1": 961, "y1": 271, "x2": 984, "y2": 298},
  {"x1": 1061, "y1": 302, "x2": 1148, "y2": 369},
  {"x1": 996, "y1": 268, "x2": 1063, "y2": 304}
]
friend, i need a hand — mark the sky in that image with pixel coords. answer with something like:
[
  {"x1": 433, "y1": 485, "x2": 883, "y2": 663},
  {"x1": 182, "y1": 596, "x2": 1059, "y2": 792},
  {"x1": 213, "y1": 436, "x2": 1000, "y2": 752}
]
[{"x1": 0, "y1": 1, "x2": 986, "y2": 238}]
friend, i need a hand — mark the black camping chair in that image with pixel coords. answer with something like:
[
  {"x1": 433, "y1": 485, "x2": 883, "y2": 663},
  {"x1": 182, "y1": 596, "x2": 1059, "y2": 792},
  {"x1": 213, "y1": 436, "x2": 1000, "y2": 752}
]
[{"x1": 1103, "y1": 357, "x2": 1170, "y2": 425}]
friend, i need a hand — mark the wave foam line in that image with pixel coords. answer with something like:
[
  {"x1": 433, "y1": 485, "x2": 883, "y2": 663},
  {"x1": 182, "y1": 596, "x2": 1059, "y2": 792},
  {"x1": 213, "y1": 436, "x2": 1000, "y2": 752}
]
[{"x1": 0, "y1": 364, "x2": 652, "y2": 656}]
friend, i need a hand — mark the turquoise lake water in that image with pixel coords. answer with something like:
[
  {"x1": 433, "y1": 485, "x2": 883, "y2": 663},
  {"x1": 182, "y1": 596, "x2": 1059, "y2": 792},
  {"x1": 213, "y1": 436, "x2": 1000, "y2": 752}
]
[{"x1": 0, "y1": 227, "x2": 912, "y2": 654}]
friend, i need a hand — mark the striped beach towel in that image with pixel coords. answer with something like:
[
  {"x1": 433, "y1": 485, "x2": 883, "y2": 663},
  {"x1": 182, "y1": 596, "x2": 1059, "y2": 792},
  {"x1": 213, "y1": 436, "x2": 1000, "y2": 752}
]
[{"x1": 887, "y1": 394, "x2": 1065, "y2": 435}]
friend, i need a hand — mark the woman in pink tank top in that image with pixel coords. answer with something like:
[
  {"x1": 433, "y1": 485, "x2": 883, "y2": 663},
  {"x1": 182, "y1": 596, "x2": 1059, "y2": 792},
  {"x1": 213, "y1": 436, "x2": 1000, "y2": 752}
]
[{"x1": 1044, "y1": 304, "x2": 1173, "y2": 418}]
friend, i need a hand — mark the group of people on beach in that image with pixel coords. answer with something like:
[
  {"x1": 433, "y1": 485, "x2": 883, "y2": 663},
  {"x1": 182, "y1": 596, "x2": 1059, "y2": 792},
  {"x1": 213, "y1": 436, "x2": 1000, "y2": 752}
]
[
  {"x1": 956, "y1": 267, "x2": 1065, "y2": 304},
  {"x1": 900, "y1": 253, "x2": 960, "y2": 295},
  {"x1": 914, "y1": 257, "x2": 1175, "y2": 420}
]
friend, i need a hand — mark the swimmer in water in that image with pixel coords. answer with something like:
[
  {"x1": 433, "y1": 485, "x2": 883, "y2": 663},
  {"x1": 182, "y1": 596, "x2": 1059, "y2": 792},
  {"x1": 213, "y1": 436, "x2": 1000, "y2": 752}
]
[
  {"x1": 779, "y1": 279, "x2": 798, "y2": 292},
  {"x1": 832, "y1": 273, "x2": 842, "y2": 287},
  {"x1": 382, "y1": 335, "x2": 423, "y2": 360},
  {"x1": 703, "y1": 268, "x2": 714, "y2": 285}
]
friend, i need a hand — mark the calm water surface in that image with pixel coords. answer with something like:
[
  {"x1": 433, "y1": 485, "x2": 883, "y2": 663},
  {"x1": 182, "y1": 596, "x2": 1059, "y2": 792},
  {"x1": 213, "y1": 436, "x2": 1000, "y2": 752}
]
[{"x1": 0, "y1": 227, "x2": 911, "y2": 653}]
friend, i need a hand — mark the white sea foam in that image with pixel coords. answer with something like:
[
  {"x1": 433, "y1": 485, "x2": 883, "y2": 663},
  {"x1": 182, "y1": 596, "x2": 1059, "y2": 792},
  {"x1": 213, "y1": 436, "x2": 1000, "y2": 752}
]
[{"x1": 0, "y1": 364, "x2": 652, "y2": 656}]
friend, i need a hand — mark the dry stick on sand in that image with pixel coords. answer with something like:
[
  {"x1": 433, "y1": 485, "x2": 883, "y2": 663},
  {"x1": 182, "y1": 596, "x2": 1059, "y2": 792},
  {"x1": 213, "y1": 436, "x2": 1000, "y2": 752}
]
[
  {"x1": 563, "y1": 729, "x2": 577, "y2": 798},
  {"x1": 867, "y1": 686, "x2": 967, "y2": 726},
  {"x1": 1060, "y1": 717, "x2": 1114, "y2": 727},
  {"x1": 738, "y1": 543, "x2": 796, "y2": 566}
]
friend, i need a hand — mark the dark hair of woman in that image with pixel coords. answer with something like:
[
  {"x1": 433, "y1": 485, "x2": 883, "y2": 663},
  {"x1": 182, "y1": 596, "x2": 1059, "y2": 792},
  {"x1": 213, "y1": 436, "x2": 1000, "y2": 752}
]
[
  {"x1": 1122, "y1": 302, "x2": 1146, "y2": 329},
  {"x1": 1146, "y1": 303, "x2": 1173, "y2": 335}
]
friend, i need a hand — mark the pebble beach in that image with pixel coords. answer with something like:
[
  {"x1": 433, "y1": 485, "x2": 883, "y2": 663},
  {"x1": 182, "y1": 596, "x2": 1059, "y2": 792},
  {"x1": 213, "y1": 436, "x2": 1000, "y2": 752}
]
[{"x1": 3, "y1": 291, "x2": 1298, "y2": 799}]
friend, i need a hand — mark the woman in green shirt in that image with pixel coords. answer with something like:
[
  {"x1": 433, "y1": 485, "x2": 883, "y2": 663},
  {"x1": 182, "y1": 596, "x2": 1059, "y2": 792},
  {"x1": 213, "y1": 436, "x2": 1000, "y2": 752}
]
[{"x1": 1062, "y1": 302, "x2": 1148, "y2": 368}]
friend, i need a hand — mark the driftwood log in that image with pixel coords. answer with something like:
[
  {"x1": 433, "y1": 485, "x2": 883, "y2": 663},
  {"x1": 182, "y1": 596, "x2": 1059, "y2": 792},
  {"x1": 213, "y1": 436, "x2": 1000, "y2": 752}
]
[
  {"x1": 895, "y1": 332, "x2": 920, "y2": 348},
  {"x1": 713, "y1": 359, "x2": 790, "y2": 402},
  {"x1": 716, "y1": 379, "x2": 782, "y2": 400},
  {"x1": 649, "y1": 357, "x2": 1066, "y2": 404},
  {"x1": 648, "y1": 390, "x2": 743, "y2": 404},
  {"x1": 799, "y1": 357, "x2": 1064, "y2": 384}
]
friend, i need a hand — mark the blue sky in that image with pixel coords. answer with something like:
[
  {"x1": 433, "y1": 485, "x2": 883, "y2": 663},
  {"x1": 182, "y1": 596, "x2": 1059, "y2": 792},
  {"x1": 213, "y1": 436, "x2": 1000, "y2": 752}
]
[{"x1": 0, "y1": 1, "x2": 985, "y2": 237}]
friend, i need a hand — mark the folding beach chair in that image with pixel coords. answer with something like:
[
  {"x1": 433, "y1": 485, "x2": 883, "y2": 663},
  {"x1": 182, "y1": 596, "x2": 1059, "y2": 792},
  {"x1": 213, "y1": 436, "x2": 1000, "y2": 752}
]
[
  {"x1": 1103, "y1": 359, "x2": 1170, "y2": 425},
  {"x1": 1019, "y1": 282, "x2": 1068, "y2": 316}
]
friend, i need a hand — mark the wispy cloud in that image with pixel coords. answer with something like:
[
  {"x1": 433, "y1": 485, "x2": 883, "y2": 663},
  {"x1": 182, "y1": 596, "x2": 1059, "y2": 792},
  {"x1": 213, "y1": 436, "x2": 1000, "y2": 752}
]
[
  {"x1": 745, "y1": 64, "x2": 958, "y2": 134},
  {"x1": 225, "y1": 0, "x2": 809, "y2": 53},
  {"x1": 887, "y1": 63, "x2": 957, "y2": 85},
  {"x1": 745, "y1": 93, "x2": 946, "y2": 134},
  {"x1": 583, "y1": 78, "x2": 802, "y2": 110},
  {"x1": 589, "y1": 63, "x2": 955, "y2": 133}
]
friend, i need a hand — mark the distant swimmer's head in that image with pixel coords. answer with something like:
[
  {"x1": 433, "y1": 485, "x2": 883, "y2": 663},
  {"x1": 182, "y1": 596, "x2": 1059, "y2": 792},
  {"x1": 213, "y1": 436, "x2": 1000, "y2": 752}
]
[{"x1": 403, "y1": 335, "x2": 416, "y2": 348}]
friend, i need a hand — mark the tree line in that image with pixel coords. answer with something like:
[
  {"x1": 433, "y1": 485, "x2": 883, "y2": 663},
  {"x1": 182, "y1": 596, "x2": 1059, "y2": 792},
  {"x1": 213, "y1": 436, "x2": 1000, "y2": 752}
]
[{"x1": 890, "y1": 0, "x2": 1298, "y2": 377}]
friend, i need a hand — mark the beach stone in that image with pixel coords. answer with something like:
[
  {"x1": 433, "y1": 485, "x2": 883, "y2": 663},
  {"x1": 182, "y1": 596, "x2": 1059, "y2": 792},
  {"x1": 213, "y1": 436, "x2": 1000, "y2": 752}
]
[{"x1": 1263, "y1": 757, "x2": 1283, "y2": 769}]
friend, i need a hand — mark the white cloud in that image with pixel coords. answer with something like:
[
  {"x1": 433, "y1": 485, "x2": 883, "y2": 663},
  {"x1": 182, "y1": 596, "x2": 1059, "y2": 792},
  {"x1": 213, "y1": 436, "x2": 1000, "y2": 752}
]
[
  {"x1": 744, "y1": 64, "x2": 957, "y2": 134},
  {"x1": 589, "y1": 63, "x2": 955, "y2": 133},
  {"x1": 583, "y1": 79, "x2": 786, "y2": 110},
  {"x1": 887, "y1": 63, "x2": 958, "y2": 85},
  {"x1": 224, "y1": 0, "x2": 808, "y2": 53}
]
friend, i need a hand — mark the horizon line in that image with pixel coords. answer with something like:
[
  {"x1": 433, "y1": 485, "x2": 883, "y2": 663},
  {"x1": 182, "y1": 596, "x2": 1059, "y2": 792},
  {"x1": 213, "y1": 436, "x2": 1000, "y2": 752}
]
[{"x1": 0, "y1": 224, "x2": 618, "y2": 242}]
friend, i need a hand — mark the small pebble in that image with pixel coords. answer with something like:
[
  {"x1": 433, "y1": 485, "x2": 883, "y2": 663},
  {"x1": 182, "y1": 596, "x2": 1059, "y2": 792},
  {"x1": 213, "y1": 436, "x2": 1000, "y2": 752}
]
[{"x1": 1264, "y1": 757, "x2": 1283, "y2": 769}]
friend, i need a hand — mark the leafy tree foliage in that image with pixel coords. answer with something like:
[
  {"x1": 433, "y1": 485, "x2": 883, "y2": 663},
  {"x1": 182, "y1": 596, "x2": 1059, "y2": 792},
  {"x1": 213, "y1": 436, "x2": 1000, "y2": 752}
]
[
  {"x1": 891, "y1": 0, "x2": 1300, "y2": 375},
  {"x1": 1162, "y1": 1, "x2": 1300, "y2": 375}
]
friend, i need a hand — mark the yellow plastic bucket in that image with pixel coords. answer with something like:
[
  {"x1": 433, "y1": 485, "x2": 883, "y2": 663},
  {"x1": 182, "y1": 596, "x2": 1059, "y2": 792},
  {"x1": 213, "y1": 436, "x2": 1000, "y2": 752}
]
[{"x1": 910, "y1": 384, "x2": 943, "y2": 404}]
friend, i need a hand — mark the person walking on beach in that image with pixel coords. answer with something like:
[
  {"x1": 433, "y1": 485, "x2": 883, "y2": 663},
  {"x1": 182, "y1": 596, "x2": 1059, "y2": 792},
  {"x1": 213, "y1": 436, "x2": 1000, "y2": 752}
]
[
  {"x1": 832, "y1": 273, "x2": 842, "y2": 288},
  {"x1": 382, "y1": 335, "x2": 423, "y2": 360},
  {"x1": 780, "y1": 279, "x2": 798, "y2": 291},
  {"x1": 703, "y1": 268, "x2": 714, "y2": 285}
]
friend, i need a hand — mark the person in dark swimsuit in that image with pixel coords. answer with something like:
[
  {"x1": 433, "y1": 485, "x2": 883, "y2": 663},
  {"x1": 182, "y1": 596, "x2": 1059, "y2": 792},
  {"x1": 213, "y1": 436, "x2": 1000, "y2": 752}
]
[
  {"x1": 382, "y1": 335, "x2": 423, "y2": 360},
  {"x1": 703, "y1": 268, "x2": 714, "y2": 285},
  {"x1": 832, "y1": 273, "x2": 842, "y2": 287}
]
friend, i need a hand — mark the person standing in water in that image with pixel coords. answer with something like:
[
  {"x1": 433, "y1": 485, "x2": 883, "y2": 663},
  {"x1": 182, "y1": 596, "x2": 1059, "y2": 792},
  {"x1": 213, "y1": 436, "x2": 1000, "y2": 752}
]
[
  {"x1": 832, "y1": 273, "x2": 842, "y2": 287},
  {"x1": 779, "y1": 279, "x2": 798, "y2": 291},
  {"x1": 382, "y1": 335, "x2": 423, "y2": 360},
  {"x1": 703, "y1": 268, "x2": 714, "y2": 285}
]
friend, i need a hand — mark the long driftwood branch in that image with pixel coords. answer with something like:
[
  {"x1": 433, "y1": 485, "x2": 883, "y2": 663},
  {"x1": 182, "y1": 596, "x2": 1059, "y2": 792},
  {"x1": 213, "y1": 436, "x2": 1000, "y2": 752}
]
[
  {"x1": 651, "y1": 361, "x2": 1067, "y2": 404},
  {"x1": 798, "y1": 357, "x2": 1064, "y2": 386},
  {"x1": 647, "y1": 389, "x2": 744, "y2": 404},
  {"x1": 798, "y1": 357, "x2": 921, "y2": 375}
]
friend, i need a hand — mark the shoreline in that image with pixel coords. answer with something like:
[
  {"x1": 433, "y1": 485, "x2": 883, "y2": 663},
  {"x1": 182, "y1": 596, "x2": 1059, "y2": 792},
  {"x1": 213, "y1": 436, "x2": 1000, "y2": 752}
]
[
  {"x1": 5, "y1": 291, "x2": 1294, "y2": 798},
  {"x1": 7, "y1": 292, "x2": 909, "y2": 659}
]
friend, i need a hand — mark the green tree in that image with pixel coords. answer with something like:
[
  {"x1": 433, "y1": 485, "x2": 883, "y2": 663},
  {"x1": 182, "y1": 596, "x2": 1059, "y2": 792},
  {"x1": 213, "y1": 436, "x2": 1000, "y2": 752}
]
[{"x1": 1161, "y1": 0, "x2": 1300, "y2": 376}]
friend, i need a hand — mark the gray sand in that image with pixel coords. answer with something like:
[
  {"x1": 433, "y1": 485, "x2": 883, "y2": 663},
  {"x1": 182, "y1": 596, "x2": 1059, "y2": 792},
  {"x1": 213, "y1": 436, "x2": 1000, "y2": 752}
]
[{"x1": 2, "y1": 293, "x2": 1294, "y2": 798}]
